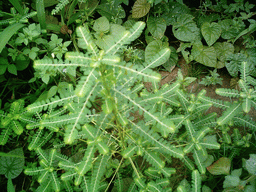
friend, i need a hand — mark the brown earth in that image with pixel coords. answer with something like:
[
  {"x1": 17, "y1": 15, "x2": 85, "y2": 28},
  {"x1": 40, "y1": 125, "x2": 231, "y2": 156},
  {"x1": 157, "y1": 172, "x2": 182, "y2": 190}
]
[{"x1": 157, "y1": 58, "x2": 256, "y2": 119}]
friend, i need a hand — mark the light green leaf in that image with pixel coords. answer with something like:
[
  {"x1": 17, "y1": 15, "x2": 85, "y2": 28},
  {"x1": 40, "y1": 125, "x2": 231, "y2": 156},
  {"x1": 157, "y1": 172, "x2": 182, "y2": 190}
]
[
  {"x1": 93, "y1": 16, "x2": 109, "y2": 33},
  {"x1": 42, "y1": 74, "x2": 50, "y2": 84},
  {"x1": 8, "y1": 64, "x2": 18, "y2": 75},
  {"x1": 145, "y1": 40, "x2": 167, "y2": 62},
  {"x1": 132, "y1": 0, "x2": 150, "y2": 18},
  {"x1": 245, "y1": 154, "x2": 256, "y2": 175},
  {"x1": 147, "y1": 17, "x2": 166, "y2": 39},
  {"x1": 217, "y1": 103, "x2": 242, "y2": 126},
  {"x1": 7, "y1": 175, "x2": 15, "y2": 192},
  {"x1": 47, "y1": 86, "x2": 58, "y2": 98},
  {"x1": 207, "y1": 157, "x2": 231, "y2": 175},
  {"x1": 193, "y1": 44, "x2": 218, "y2": 68},
  {"x1": 0, "y1": 148, "x2": 24, "y2": 179},
  {"x1": 0, "y1": 23, "x2": 25, "y2": 53},
  {"x1": 223, "y1": 175, "x2": 241, "y2": 188},
  {"x1": 201, "y1": 22, "x2": 221, "y2": 46},
  {"x1": 173, "y1": 14, "x2": 200, "y2": 42}
]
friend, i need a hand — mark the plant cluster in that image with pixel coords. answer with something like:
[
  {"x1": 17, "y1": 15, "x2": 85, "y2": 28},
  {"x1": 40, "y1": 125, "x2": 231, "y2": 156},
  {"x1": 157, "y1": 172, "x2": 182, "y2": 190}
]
[{"x1": 0, "y1": 0, "x2": 256, "y2": 191}]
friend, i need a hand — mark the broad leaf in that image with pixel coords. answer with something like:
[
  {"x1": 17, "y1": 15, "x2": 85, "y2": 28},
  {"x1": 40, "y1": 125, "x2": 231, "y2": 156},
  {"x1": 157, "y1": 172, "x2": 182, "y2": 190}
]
[
  {"x1": 201, "y1": 22, "x2": 221, "y2": 46},
  {"x1": 245, "y1": 154, "x2": 256, "y2": 175},
  {"x1": 173, "y1": 14, "x2": 200, "y2": 42},
  {"x1": 147, "y1": 17, "x2": 166, "y2": 39},
  {"x1": 192, "y1": 44, "x2": 218, "y2": 68},
  {"x1": 207, "y1": 157, "x2": 231, "y2": 175},
  {"x1": 214, "y1": 42, "x2": 234, "y2": 69},
  {"x1": 0, "y1": 148, "x2": 25, "y2": 179},
  {"x1": 8, "y1": 64, "x2": 17, "y2": 75},
  {"x1": 163, "y1": 46, "x2": 178, "y2": 72},
  {"x1": 145, "y1": 40, "x2": 168, "y2": 63},
  {"x1": 93, "y1": 16, "x2": 109, "y2": 33},
  {"x1": 225, "y1": 53, "x2": 247, "y2": 77},
  {"x1": 132, "y1": 0, "x2": 150, "y2": 18}
]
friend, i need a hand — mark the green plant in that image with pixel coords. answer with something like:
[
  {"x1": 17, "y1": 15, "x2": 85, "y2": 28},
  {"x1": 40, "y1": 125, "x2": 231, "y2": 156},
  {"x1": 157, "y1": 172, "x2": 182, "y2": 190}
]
[
  {"x1": 0, "y1": 17, "x2": 224, "y2": 191},
  {"x1": 1, "y1": 1, "x2": 256, "y2": 191},
  {"x1": 0, "y1": 148, "x2": 25, "y2": 192},
  {"x1": 206, "y1": 153, "x2": 256, "y2": 191},
  {"x1": 200, "y1": 69, "x2": 223, "y2": 86}
]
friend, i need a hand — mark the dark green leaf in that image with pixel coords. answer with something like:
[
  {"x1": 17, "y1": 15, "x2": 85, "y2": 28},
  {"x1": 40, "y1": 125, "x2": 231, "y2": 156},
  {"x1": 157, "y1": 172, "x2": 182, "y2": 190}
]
[
  {"x1": 201, "y1": 22, "x2": 221, "y2": 46},
  {"x1": 132, "y1": 0, "x2": 150, "y2": 18},
  {"x1": 0, "y1": 148, "x2": 25, "y2": 179},
  {"x1": 173, "y1": 14, "x2": 200, "y2": 42},
  {"x1": 0, "y1": 23, "x2": 25, "y2": 53},
  {"x1": 147, "y1": 17, "x2": 166, "y2": 39}
]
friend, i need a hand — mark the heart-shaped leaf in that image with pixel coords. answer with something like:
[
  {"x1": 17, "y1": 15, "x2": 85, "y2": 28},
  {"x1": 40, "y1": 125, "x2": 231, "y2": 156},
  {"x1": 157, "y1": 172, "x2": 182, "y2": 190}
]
[
  {"x1": 207, "y1": 157, "x2": 231, "y2": 175},
  {"x1": 192, "y1": 44, "x2": 218, "y2": 68},
  {"x1": 132, "y1": 0, "x2": 150, "y2": 18},
  {"x1": 147, "y1": 17, "x2": 166, "y2": 39},
  {"x1": 173, "y1": 14, "x2": 200, "y2": 42},
  {"x1": 201, "y1": 22, "x2": 221, "y2": 46},
  {"x1": 0, "y1": 148, "x2": 25, "y2": 179}
]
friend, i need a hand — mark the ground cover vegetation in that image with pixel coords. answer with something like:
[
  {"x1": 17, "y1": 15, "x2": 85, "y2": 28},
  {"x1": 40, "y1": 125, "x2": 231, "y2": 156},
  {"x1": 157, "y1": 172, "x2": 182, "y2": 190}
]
[{"x1": 0, "y1": 0, "x2": 256, "y2": 191}]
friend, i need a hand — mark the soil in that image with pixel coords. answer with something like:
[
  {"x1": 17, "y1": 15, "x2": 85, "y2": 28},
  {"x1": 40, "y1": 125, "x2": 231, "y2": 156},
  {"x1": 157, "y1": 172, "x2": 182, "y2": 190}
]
[{"x1": 157, "y1": 58, "x2": 256, "y2": 120}]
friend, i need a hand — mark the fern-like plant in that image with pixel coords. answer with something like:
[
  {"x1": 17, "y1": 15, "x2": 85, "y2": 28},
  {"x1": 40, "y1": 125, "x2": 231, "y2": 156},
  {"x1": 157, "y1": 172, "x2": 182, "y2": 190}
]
[{"x1": 2, "y1": 16, "x2": 255, "y2": 191}]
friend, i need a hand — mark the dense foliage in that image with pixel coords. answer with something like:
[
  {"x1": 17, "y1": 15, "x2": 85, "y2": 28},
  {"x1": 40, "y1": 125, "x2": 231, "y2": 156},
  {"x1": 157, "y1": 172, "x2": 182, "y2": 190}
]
[{"x1": 0, "y1": 0, "x2": 256, "y2": 191}]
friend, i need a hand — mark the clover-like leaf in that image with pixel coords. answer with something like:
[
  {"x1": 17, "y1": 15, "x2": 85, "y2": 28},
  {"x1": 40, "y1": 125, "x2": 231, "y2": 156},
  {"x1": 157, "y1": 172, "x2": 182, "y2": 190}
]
[
  {"x1": 132, "y1": 0, "x2": 150, "y2": 18},
  {"x1": 201, "y1": 22, "x2": 221, "y2": 46}
]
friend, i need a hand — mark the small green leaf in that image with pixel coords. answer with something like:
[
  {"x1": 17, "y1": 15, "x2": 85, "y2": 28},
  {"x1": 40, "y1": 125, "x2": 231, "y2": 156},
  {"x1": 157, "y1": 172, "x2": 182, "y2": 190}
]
[
  {"x1": 93, "y1": 16, "x2": 110, "y2": 33},
  {"x1": 207, "y1": 157, "x2": 231, "y2": 175},
  {"x1": 102, "y1": 98, "x2": 114, "y2": 114},
  {"x1": 242, "y1": 98, "x2": 251, "y2": 113},
  {"x1": 201, "y1": 22, "x2": 221, "y2": 46},
  {"x1": 15, "y1": 55, "x2": 29, "y2": 71},
  {"x1": 42, "y1": 74, "x2": 50, "y2": 84},
  {"x1": 132, "y1": 0, "x2": 150, "y2": 18},
  {"x1": 47, "y1": 86, "x2": 58, "y2": 98},
  {"x1": 8, "y1": 64, "x2": 18, "y2": 75},
  {"x1": 223, "y1": 169, "x2": 242, "y2": 189},
  {"x1": 147, "y1": 17, "x2": 166, "y2": 39}
]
